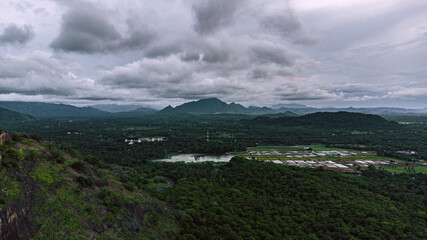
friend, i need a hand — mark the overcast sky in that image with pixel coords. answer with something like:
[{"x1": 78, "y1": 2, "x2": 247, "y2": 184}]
[{"x1": 0, "y1": 0, "x2": 426, "y2": 108}]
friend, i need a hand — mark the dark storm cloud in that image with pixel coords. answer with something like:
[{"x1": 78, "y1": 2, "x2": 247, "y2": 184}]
[
  {"x1": 192, "y1": 0, "x2": 247, "y2": 35},
  {"x1": 261, "y1": 10, "x2": 316, "y2": 45},
  {"x1": 50, "y1": 2, "x2": 156, "y2": 53},
  {"x1": 0, "y1": 23, "x2": 34, "y2": 45}
]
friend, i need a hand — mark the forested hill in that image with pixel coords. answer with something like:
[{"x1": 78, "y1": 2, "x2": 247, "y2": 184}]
[
  {"x1": 0, "y1": 132, "x2": 181, "y2": 239},
  {"x1": 158, "y1": 98, "x2": 275, "y2": 115},
  {"x1": 253, "y1": 111, "x2": 399, "y2": 129},
  {"x1": 0, "y1": 101, "x2": 109, "y2": 118},
  {"x1": 0, "y1": 107, "x2": 34, "y2": 121}
]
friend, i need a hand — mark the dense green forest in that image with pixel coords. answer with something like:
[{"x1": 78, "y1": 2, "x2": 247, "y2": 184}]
[
  {"x1": 140, "y1": 157, "x2": 426, "y2": 239},
  {"x1": 1, "y1": 112, "x2": 427, "y2": 166},
  {"x1": 1, "y1": 133, "x2": 426, "y2": 239}
]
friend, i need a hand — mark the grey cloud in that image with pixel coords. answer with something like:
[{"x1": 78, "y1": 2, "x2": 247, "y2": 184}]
[
  {"x1": 67, "y1": 96, "x2": 126, "y2": 101},
  {"x1": 151, "y1": 84, "x2": 238, "y2": 100},
  {"x1": 99, "y1": 54, "x2": 251, "y2": 100},
  {"x1": 251, "y1": 69, "x2": 268, "y2": 79},
  {"x1": 122, "y1": 18, "x2": 157, "y2": 49},
  {"x1": 386, "y1": 87, "x2": 427, "y2": 98},
  {"x1": 50, "y1": 3, "x2": 156, "y2": 53},
  {"x1": 250, "y1": 42, "x2": 299, "y2": 66},
  {"x1": 145, "y1": 37, "x2": 232, "y2": 63},
  {"x1": 331, "y1": 83, "x2": 384, "y2": 97},
  {"x1": 101, "y1": 57, "x2": 192, "y2": 89},
  {"x1": 261, "y1": 11, "x2": 316, "y2": 45},
  {"x1": 193, "y1": 0, "x2": 247, "y2": 35},
  {"x1": 181, "y1": 52, "x2": 201, "y2": 62},
  {"x1": 144, "y1": 42, "x2": 183, "y2": 58},
  {"x1": 0, "y1": 52, "x2": 93, "y2": 96},
  {"x1": 186, "y1": 39, "x2": 231, "y2": 63},
  {"x1": 277, "y1": 88, "x2": 340, "y2": 101},
  {"x1": 33, "y1": 8, "x2": 48, "y2": 16},
  {"x1": 0, "y1": 24, "x2": 35, "y2": 45},
  {"x1": 100, "y1": 28, "x2": 318, "y2": 101},
  {"x1": 10, "y1": 1, "x2": 33, "y2": 13}
]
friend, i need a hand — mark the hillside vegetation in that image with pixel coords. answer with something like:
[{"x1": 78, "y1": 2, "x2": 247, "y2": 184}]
[
  {"x1": 0, "y1": 133, "x2": 180, "y2": 239},
  {"x1": 0, "y1": 107, "x2": 34, "y2": 121}
]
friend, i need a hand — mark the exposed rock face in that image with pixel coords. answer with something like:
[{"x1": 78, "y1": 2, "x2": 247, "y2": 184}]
[
  {"x1": 0, "y1": 161, "x2": 39, "y2": 240},
  {"x1": 0, "y1": 133, "x2": 12, "y2": 145},
  {"x1": 0, "y1": 207, "x2": 33, "y2": 240}
]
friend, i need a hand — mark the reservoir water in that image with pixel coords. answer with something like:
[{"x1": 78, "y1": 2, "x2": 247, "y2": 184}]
[{"x1": 155, "y1": 154, "x2": 233, "y2": 163}]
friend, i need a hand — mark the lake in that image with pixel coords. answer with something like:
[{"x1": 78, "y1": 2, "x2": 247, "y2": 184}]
[{"x1": 155, "y1": 154, "x2": 233, "y2": 163}]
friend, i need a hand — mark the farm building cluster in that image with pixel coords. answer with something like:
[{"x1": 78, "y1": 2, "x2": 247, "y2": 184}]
[
  {"x1": 266, "y1": 159, "x2": 392, "y2": 170},
  {"x1": 240, "y1": 147, "x2": 400, "y2": 172},
  {"x1": 125, "y1": 137, "x2": 165, "y2": 145},
  {"x1": 248, "y1": 150, "x2": 360, "y2": 158}
]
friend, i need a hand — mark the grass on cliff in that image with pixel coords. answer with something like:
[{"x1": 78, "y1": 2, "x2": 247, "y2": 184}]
[{"x1": 0, "y1": 133, "x2": 182, "y2": 240}]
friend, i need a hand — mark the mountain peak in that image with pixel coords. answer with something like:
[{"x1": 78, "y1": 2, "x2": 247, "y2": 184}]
[
  {"x1": 197, "y1": 98, "x2": 224, "y2": 103},
  {"x1": 157, "y1": 98, "x2": 274, "y2": 115}
]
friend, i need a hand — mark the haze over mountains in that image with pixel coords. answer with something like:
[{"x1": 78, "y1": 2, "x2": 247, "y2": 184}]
[{"x1": 0, "y1": 98, "x2": 427, "y2": 120}]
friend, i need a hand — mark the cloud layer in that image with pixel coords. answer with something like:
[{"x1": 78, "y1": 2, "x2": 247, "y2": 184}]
[{"x1": 0, "y1": 0, "x2": 427, "y2": 108}]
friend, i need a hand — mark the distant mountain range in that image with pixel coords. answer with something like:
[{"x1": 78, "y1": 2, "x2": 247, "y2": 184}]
[
  {"x1": 271, "y1": 103, "x2": 308, "y2": 109},
  {"x1": 253, "y1": 111, "x2": 398, "y2": 130},
  {"x1": 157, "y1": 98, "x2": 276, "y2": 115},
  {"x1": 277, "y1": 106, "x2": 427, "y2": 116},
  {"x1": 0, "y1": 107, "x2": 35, "y2": 121},
  {"x1": 157, "y1": 98, "x2": 427, "y2": 116},
  {"x1": 1, "y1": 98, "x2": 426, "y2": 119},
  {"x1": 0, "y1": 102, "x2": 108, "y2": 118}
]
